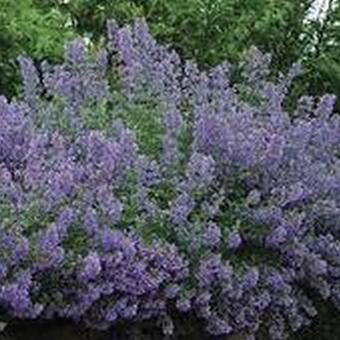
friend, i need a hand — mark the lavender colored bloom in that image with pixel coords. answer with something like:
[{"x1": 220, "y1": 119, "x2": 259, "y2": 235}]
[
  {"x1": 65, "y1": 39, "x2": 87, "y2": 66},
  {"x1": 136, "y1": 155, "x2": 161, "y2": 187},
  {"x1": 115, "y1": 26, "x2": 140, "y2": 97},
  {"x1": 18, "y1": 56, "x2": 41, "y2": 108},
  {"x1": 164, "y1": 107, "x2": 183, "y2": 133},
  {"x1": 243, "y1": 46, "x2": 271, "y2": 88},
  {"x1": 246, "y1": 189, "x2": 262, "y2": 206},
  {"x1": 0, "y1": 270, "x2": 42, "y2": 318},
  {"x1": 96, "y1": 48, "x2": 109, "y2": 72},
  {"x1": 203, "y1": 222, "x2": 221, "y2": 248},
  {"x1": 187, "y1": 152, "x2": 215, "y2": 186},
  {"x1": 197, "y1": 254, "x2": 233, "y2": 288},
  {"x1": 195, "y1": 291, "x2": 212, "y2": 305},
  {"x1": 46, "y1": 162, "x2": 77, "y2": 206},
  {"x1": 241, "y1": 267, "x2": 260, "y2": 290},
  {"x1": 253, "y1": 291, "x2": 271, "y2": 311},
  {"x1": 0, "y1": 226, "x2": 30, "y2": 266},
  {"x1": 176, "y1": 297, "x2": 192, "y2": 312},
  {"x1": 56, "y1": 207, "x2": 75, "y2": 237},
  {"x1": 36, "y1": 224, "x2": 65, "y2": 269},
  {"x1": 0, "y1": 262, "x2": 8, "y2": 280},
  {"x1": 162, "y1": 107, "x2": 183, "y2": 168},
  {"x1": 281, "y1": 182, "x2": 311, "y2": 208},
  {"x1": 96, "y1": 186, "x2": 123, "y2": 225},
  {"x1": 266, "y1": 272, "x2": 287, "y2": 291},
  {"x1": 227, "y1": 230, "x2": 242, "y2": 250},
  {"x1": 79, "y1": 252, "x2": 102, "y2": 281},
  {"x1": 162, "y1": 132, "x2": 179, "y2": 167},
  {"x1": 84, "y1": 207, "x2": 100, "y2": 235},
  {"x1": 206, "y1": 315, "x2": 232, "y2": 336},
  {"x1": 316, "y1": 94, "x2": 336, "y2": 118},
  {"x1": 164, "y1": 284, "x2": 181, "y2": 299},
  {"x1": 169, "y1": 191, "x2": 194, "y2": 225},
  {"x1": 265, "y1": 226, "x2": 288, "y2": 248}
]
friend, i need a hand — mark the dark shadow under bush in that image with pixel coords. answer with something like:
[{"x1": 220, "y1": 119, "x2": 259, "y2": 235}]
[{"x1": 1, "y1": 303, "x2": 340, "y2": 340}]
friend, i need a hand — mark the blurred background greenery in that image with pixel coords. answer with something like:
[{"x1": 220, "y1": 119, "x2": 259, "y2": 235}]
[
  {"x1": 0, "y1": 0, "x2": 339, "y2": 109},
  {"x1": 0, "y1": 0, "x2": 75, "y2": 96}
]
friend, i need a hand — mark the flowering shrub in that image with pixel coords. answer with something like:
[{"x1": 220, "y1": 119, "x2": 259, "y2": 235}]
[{"x1": 0, "y1": 18, "x2": 339, "y2": 340}]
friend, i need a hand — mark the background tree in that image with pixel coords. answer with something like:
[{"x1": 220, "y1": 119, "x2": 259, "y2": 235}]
[
  {"x1": 302, "y1": 0, "x2": 340, "y2": 106},
  {"x1": 1, "y1": 0, "x2": 339, "y2": 107},
  {"x1": 0, "y1": 0, "x2": 74, "y2": 96},
  {"x1": 41, "y1": 0, "x2": 314, "y2": 70}
]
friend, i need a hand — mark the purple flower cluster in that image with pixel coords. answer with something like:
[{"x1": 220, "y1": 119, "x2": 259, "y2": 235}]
[{"x1": 0, "y1": 18, "x2": 339, "y2": 340}]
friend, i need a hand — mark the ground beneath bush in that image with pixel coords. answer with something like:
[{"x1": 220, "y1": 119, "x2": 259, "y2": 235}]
[
  {"x1": 0, "y1": 319, "x2": 230, "y2": 340},
  {"x1": 0, "y1": 321, "x2": 244, "y2": 340},
  {"x1": 0, "y1": 304, "x2": 339, "y2": 340}
]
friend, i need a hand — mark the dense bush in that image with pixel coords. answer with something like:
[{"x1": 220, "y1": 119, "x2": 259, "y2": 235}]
[{"x1": 0, "y1": 19, "x2": 340, "y2": 339}]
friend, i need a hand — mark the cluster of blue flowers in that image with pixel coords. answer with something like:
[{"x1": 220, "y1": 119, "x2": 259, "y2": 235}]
[{"x1": 0, "y1": 18, "x2": 339, "y2": 339}]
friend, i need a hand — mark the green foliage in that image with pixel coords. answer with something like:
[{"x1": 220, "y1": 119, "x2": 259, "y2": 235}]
[
  {"x1": 301, "y1": 0, "x2": 340, "y2": 109},
  {"x1": 117, "y1": 99, "x2": 165, "y2": 157},
  {"x1": 42, "y1": 0, "x2": 312, "y2": 69},
  {"x1": 0, "y1": 0, "x2": 75, "y2": 96},
  {"x1": 38, "y1": 0, "x2": 340, "y2": 110},
  {"x1": 2, "y1": 0, "x2": 340, "y2": 108}
]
